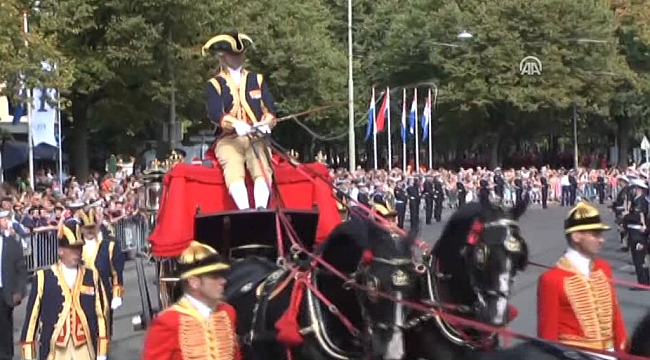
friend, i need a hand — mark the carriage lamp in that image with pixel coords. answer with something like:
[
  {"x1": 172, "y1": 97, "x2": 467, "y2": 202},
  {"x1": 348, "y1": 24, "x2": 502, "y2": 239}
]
[{"x1": 141, "y1": 159, "x2": 168, "y2": 212}]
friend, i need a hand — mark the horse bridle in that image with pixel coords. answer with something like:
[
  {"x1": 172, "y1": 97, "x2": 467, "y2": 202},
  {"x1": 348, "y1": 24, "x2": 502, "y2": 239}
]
[
  {"x1": 425, "y1": 218, "x2": 524, "y2": 349},
  {"x1": 345, "y1": 250, "x2": 429, "y2": 333}
]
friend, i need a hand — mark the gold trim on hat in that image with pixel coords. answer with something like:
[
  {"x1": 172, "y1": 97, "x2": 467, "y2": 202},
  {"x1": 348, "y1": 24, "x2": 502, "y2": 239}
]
[{"x1": 201, "y1": 33, "x2": 253, "y2": 56}]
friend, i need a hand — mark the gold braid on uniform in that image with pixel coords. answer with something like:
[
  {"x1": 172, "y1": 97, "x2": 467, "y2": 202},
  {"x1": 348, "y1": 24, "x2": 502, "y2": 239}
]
[
  {"x1": 558, "y1": 257, "x2": 614, "y2": 347},
  {"x1": 178, "y1": 309, "x2": 235, "y2": 360}
]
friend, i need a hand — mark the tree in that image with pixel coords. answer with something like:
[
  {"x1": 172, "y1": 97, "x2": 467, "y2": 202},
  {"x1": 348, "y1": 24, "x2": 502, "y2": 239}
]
[
  {"x1": 361, "y1": 0, "x2": 621, "y2": 167},
  {"x1": 0, "y1": 0, "x2": 72, "y2": 102}
]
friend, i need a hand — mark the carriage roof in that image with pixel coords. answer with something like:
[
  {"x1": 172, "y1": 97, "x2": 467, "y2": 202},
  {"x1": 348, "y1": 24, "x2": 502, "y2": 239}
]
[{"x1": 145, "y1": 159, "x2": 341, "y2": 258}]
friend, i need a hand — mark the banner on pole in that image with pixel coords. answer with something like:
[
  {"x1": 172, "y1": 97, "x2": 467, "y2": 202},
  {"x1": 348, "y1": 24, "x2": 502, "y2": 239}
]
[{"x1": 30, "y1": 87, "x2": 58, "y2": 147}]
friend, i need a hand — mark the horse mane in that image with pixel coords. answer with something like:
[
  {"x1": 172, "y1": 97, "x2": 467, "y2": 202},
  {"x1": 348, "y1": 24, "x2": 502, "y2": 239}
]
[
  {"x1": 433, "y1": 202, "x2": 505, "y2": 255},
  {"x1": 315, "y1": 218, "x2": 409, "y2": 274},
  {"x1": 314, "y1": 218, "x2": 372, "y2": 274},
  {"x1": 629, "y1": 309, "x2": 650, "y2": 356}
]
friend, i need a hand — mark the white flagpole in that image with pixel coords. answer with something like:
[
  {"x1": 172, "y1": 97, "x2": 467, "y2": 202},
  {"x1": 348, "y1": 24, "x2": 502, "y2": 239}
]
[
  {"x1": 57, "y1": 86, "x2": 63, "y2": 187},
  {"x1": 402, "y1": 88, "x2": 406, "y2": 171},
  {"x1": 386, "y1": 87, "x2": 392, "y2": 171},
  {"x1": 427, "y1": 88, "x2": 433, "y2": 169},
  {"x1": 414, "y1": 88, "x2": 419, "y2": 172},
  {"x1": 372, "y1": 87, "x2": 378, "y2": 170},
  {"x1": 23, "y1": 10, "x2": 35, "y2": 188}
]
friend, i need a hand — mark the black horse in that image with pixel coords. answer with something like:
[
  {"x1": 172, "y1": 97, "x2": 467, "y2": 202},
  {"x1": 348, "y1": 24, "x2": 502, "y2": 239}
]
[
  {"x1": 224, "y1": 217, "x2": 418, "y2": 360},
  {"x1": 357, "y1": 196, "x2": 650, "y2": 360},
  {"x1": 355, "y1": 195, "x2": 532, "y2": 359}
]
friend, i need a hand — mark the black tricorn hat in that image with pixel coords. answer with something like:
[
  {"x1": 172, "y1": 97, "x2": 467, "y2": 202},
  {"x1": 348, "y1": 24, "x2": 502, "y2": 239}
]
[
  {"x1": 202, "y1": 31, "x2": 253, "y2": 56},
  {"x1": 564, "y1": 202, "x2": 610, "y2": 234},
  {"x1": 58, "y1": 220, "x2": 86, "y2": 247}
]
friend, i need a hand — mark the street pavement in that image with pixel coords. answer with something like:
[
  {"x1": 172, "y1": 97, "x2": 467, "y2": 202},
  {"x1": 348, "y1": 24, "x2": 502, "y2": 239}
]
[{"x1": 10, "y1": 202, "x2": 650, "y2": 359}]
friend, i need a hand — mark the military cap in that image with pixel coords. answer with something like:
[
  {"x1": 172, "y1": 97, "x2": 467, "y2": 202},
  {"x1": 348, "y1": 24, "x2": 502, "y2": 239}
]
[
  {"x1": 0, "y1": 210, "x2": 9, "y2": 218},
  {"x1": 564, "y1": 202, "x2": 610, "y2": 234},
  {"x1": 58, "y1": 220, "x2": 86, "y2": 247},
  {"x1": 68, "y1": 200, "x2": 86, "y2": 210},
  {"x1": 201, "y1": 31, "x2": 254, "y2": 56},
  {"x1": 631, "y1": 179, "x2": 648, "y2": 189},
  {"x1": 178, "y1": 241, "x2": 230, "y2": 280}
]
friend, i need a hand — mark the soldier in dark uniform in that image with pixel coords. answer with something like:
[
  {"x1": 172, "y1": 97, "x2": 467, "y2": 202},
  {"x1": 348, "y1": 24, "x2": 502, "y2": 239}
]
[
  {"x1": 540, "y1": 171, "x2": 549, "y2": 209},
  {"x1": 493, "y1": 169, "x2": 505, "y2": 204},
  {"x1": 433, "y1": 176, "x2": 444, "y2": 222},
  {"x1": 625, "y1": 180, "x2": 650, "y2": 288},
  {"x1": 406, "y1": 177, "x2": 421, "y2": 230},
  {"x1": 394, "y1": 182, "x2": 408, "y2": 229},
  {"x1": 204, "y1": 31, "x2": 277, "y2": 210},
  {"x1": 596, "y1": 171, "x2": 606, "y2": 204},
  {"x1": 478, "y1": 176, "x2": 490, "y2": 204},
  {"x1": 456, "y1": 177, "x2": 467, "y2": 209},
  {"x1": 568, "y1": 171, "x2": 578, "y2": 206},
  {"x1": 612, "y1": 175, "x2": 631, "y2": 251},
  {"x1": 514, "y1": 174, "x2": 523, "y2": 206},
  {"x1": 423, "y1": 175, "x2": 435, "y2": 224}
]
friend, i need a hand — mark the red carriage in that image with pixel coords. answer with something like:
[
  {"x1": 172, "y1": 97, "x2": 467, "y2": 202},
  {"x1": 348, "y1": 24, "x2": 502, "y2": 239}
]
[{"x1": 132, "y1": 149, "x2": 343, "y2": 330}]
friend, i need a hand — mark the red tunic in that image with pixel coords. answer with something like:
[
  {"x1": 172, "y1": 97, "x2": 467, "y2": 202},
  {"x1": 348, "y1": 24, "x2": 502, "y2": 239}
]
[
  {"x1": 142, "y1": 298, "x2": 241, "y2": 360},
  {"x1": 537, "y1": 256, "x2": 627, "y2": 352}
]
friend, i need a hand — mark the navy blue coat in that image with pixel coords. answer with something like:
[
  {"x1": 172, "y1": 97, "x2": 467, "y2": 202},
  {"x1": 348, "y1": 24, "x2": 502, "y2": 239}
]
[
  {"x1": 20, "y1": 264, "x2": 109, "y2": 360},
  {"x1": 83, "y1": 232, "x2": 125, "y2": 302},
  {"x1": 206, "y1": 69, "x2": 276, "y2": 133}
]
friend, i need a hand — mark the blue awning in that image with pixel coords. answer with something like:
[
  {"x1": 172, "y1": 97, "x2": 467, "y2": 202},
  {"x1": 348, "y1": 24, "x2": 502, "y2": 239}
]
[{"x1": 1, "y1": 140, "x2": 61, "y2": 170}]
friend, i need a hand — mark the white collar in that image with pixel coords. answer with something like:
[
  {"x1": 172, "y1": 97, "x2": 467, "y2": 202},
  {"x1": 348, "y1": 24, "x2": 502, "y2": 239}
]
[
  {"x1": 184, "y1": 294, "x2": 213, "y2": 319},
  {"x1": 227, "y1": 66, "x2": 242, "y2": 75},
  {"x1": 565, "y1": 247, "x2": 592, "y2": 277}
]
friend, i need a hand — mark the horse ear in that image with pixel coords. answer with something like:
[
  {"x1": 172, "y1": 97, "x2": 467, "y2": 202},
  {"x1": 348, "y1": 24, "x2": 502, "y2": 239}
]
[{"x1": 510, "y1": 193, "x2": 529, "y2": 220}]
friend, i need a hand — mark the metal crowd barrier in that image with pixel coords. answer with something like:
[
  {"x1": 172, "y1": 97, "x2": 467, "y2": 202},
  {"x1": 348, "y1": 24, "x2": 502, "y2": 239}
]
[
  {"x1": 22, "y1": 214, "x2": 151, "y2": 272},
  {"x1": 23, "y1": 229, "x2": 59, "y2": 272}
]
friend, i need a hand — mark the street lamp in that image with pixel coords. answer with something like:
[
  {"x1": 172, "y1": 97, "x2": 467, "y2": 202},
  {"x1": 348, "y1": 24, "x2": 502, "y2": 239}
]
[{"x1": 457, "y1": 30, "x2": 473, "y2": 39}]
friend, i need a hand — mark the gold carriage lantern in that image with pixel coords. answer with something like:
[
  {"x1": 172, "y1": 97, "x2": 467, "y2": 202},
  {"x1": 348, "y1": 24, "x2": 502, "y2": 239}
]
[
  {"x1": 140, "y1": 159, "x2": 167, "y2": 212},
  {"x1": 140, "y1": 150, "x2": 185, "y2": 212}
]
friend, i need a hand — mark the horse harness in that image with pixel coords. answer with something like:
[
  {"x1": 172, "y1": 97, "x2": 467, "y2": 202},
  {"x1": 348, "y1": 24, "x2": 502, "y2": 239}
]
[{"x1": 425, "y1": 218, "x2": 524, "y2": 350}]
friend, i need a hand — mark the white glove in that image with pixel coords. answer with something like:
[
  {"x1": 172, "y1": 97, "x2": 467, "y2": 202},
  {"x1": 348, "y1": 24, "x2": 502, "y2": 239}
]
[
  {"x1": 233, "y1": 121, "x2": 251, "y2": 136},
  {"x1": 97, "y1": 356, "x2": 107, "y2": 360},
  {"x1": 255, "y1": 124, "x2": 271, "y2": 134},
  {"x1": 111, "y1": 297, "x2": 123, "y2": 310}
]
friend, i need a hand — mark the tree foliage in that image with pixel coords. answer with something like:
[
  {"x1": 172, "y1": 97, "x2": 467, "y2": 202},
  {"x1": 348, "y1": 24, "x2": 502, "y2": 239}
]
[{"x1": 4, "y1": 0, "x2": 650, "y2": 172}]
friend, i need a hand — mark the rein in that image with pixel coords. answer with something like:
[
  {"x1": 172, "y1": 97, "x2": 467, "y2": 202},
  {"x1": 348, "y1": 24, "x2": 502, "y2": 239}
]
[{"x1": 243, "y1": 134, "x2": 648, "y2": 360}]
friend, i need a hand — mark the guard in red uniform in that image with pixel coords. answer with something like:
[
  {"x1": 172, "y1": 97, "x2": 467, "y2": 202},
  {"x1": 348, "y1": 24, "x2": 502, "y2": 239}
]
[
  {"x1": 537, "y1": 202, "x2": 628, "y2": 354},
  {"x1": 142, "y1": 241, "x2": 241, "y2": 360}
]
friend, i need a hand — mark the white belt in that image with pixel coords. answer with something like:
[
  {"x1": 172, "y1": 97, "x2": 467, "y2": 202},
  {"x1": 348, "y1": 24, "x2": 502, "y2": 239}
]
[{"x1": 628, "y1": 224, "x2": 643, "y2": 230}]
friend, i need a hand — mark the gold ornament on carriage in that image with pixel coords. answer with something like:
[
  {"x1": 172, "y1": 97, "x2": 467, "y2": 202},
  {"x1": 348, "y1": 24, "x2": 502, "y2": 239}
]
[{"x1": 391, "y1": 269, "x2": 410, "y2": 286}]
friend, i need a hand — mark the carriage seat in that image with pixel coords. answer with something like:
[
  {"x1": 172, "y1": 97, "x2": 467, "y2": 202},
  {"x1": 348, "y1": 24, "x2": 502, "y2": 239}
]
[{"x1": 193, "y1": 208, "x2": 320, "y2": 261}]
